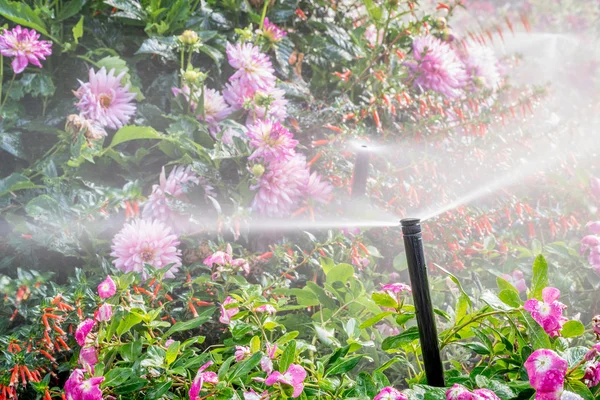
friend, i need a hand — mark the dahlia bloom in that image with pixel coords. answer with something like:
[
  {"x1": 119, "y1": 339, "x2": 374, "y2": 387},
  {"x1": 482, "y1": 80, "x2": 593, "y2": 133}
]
[
  {"x1": 74, "y1": 67, "x2": 137, "y2": 130},
  {"x1": 251, "y1": 154, "x2": 310, "y2": 217},
  {"x1": 189, "y1": 361, "x2": 218, "y2": 400},
  {"x1": 202, "y1": 88, "x2": 231, "y2": 125},
  {"x1": 524, "y1": 349, "x2": 568, "y2": 398},
  {"x1": 407, "y1": 35, "x2": 467, "y2": 99},
  {"x1": 261, "y1": 18, "x2": 287, "y2": 42},
  {"x1": 219, "y1": 296, "x2": 240, "y2": 324},
  {"x1": 235, "y1": 345, "x2": 251, "y2": 362},
  {"x1": 265, "y1": 364, "x2": 307, "y2": 398},
  {"x1": 248, "y1": 88, "x2": 288, "y2": 123},
  {"x1": 461, "y1": 42, "x2": 501, "y2": 90},
  {"x1": 223, "y1": 78, "x2": 256, "y2": 109},
  {"x1": 75, "y1": 319, "x2": 95, "y2": 346},
  {"x1": 142, "y1": 165, "x2": 200, "y2": 230},
  {"x1": 97, "y1": 275, "x2": 116, "y2": 298},
  {"x1": 375, "y1": 387, "x2": 407, "y2": 400},
  {"x1": 501, "y1": 270, "x2": 527, "y2": 293},
  {"x1": 96, "y1": 304, "x2": 113, "y2": 322},
  {"x1": 226, "y1": 42, "x2": 276, "y2": 91},
  {"x1": 65, "y1": 114, "x2": 107, "y2": 142},
  {"x1": 306, "y1": 172, "x2": 333, "y2": 204},
  {"x1": 79, "y1": 346, "x2": 98, "y2": 372},
  {"x1": 110, "y1": 219, "x2": 182, "y2": 279},
  {"x1": 254, "y1": 304, "x2": 276, "y2": 314},
  {"x1": 0, "y1": 26, "x2": 52, "y2": 74},
  {"x1": 524, "y1": 287, "x2": 567, "y2": 337},
  {"x1": 247, "y1": 119, "x2": 298, "y2": 162}
]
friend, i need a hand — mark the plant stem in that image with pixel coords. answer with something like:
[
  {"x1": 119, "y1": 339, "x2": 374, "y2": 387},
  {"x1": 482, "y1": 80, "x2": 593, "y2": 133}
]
[
  {"x1": 440, "y1": 309, "x2": 519, "y2": 348},
  {"x1": 0, "y1": 55, "x2": 3, "y2": 111},
  {"x1": 0, "y1": 73, "x2": 16, "y2": 113},
  {"x1": 259, "y1": 0, "x2": 270, "y2": 29}
]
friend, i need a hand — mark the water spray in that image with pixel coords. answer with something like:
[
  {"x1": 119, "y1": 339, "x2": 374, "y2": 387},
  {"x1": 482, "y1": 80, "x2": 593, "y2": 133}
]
[
  {"x1": 401, "y1": 218, "x2": 445, "y2": 386},
  {"x1": 351, "y1": 145, "x2": 370, "y2": 199}
]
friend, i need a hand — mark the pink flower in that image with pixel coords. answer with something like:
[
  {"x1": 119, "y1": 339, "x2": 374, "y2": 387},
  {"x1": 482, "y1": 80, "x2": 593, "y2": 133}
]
[
  {"x1": 243, "y1": 389, "x2": 264, "y2": 400},
  {"x1": 473, "y1": 389, "x2": 501, "y2": 400},
  {"x1": 248, "y1": 88, "x2": 288, "y2": 123},
  {"x1": 265, "y1": 364, "x2": 307, "y2": 398},
  {"x1": 165, "y1": 339, "x2": 175, "y2": 348},
  {"x1": 64, "y1": 369, "x2": 105, "y2": 400},
  {"x1": 266, "y1": 342, "x2": 278, "y2": 358},
  {"x1": 235, "y1": 346, "x2": 251, "y2": 362},
  {"x1": 189, "y1": 361, "x2": 218, "y2": 400},
  {"x1": 202, "y1": 88, "x2": 231, "y2": 125},
  {"x1": 219, "y1": 296, "x2": 240, "y2": 324},
  {"x1": 406, "y1": 35, "x2": 467, "y2": 99},
  {"x1": 96, "y1": 303, "x2": 113, "y2": 322},
  {"x1": 585, "y1": 343, "x2": 600, "y2": 361},
  {"x1": 583, "y1": 362, "x2": 600, "y2": 387},
  {"x1": 226, "y1": 42, "x2": 276, "y2": 91},
  {"x1": 75, "y1": 319, "x2": 95, "y2": 346},
  {"x1": 204, "y1": 250, "x2": 233, "y2": 268},
  {"x1": 501, "y1": 270, "x2": 527, "y2": 293},
  {"x1": 261, "y1": 18, "x2": 287, "y2": 42},
  {"x1": 591, "y1": 177, "x2": 600, "y2": 199},
  {"x1": 524, "y1": 287, "x2": 567, "y2": 337},
  {"x1": 110, "y1": 219, "x2": 182, "y2": 279},
  {"x1": 375, "y1": 387, "x2": 407, "y2": 400},
  {"x1": 223, "y1": 78, "x2": 255, "y2": 109},
  {"x1": 97, "y1": 275, "x2": 116, "y2": 298},
  {"x1": 64, "y1": 369, "x2": 85, "y2": 400},
  {"x1": 305, "y1": 172, "x2": 333, "y2": 204},
  {"x1": 232, "y1": 258, "x2": 250, "y2": 275},
  {"x1": 79, "y1": 346, "x2": 98, "y2": 372},
  {"x1": 254, "y1": 304, "x2": 276, "y2": 314},
  {"x1": 0, "y1": 26, "x2": 52, "y2": 74},
  {"x1": 524, "y1": 349, "x2": 568, "y2": 398},
  {"x1": 260, "y1": 356, "x2": 273, "y2": 374},
  {"x1": 588, "y1": 222, "x2": 600, "y2": 235},
  {"x1": 142, "y1": 165, "x2": 200, "y2": 230},
  {"x1": 251, "y1": 154, "x2": 310, "y2": 217},
  {"x1": 380, "y1": 283, "x2": 412, "y2": 295},
  {"x1": 376, "y1": 323, "x2": 400, "y2": 337},
  {"x1": 460, "y1": 41, "x2": 501, "y2": 90},
  {"x1": 247, "y1": 119, "x2": 298, "y2": 163},
  {"x1": 74, "y1": 67, "x2": 136, "y2": 130},
  {"x1": 446, "y1": 384, "x2": 474, "y2": 400}
]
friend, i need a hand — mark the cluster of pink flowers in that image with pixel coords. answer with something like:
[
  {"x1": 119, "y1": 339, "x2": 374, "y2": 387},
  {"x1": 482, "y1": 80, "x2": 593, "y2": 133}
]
[
  {"x1": 583, "y1": 344, "x2": 600, "y2": 388},
  {"x1": 501, "y1": 270, "x2": 527, "y2": 293},
  {"x1": 0, "y1": 25, "x2": 52, "y2": 74},
  {"x1": 524, "y1": 349, "x2": 568, "y2": 399},
  {"x1": 524, "y1": 287, "x2": 568, "y2": 337},
  {"x1": 204, "y1": 243, "x2": 250, "y2": 280},
  {"x1": 379, "y1": 282, "x2": 412, "y2": 305},
  {"x1": 446, "y1": 384, "x2": 501, "y2": 400},
  {"x1": 580, "y1": 222, "x2": 600, "y2": 274}
]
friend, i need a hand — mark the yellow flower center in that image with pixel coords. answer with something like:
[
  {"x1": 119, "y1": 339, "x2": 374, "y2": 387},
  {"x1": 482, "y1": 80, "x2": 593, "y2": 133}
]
[{"x1": 99, "y1": 94, "x2": 112, "y2": 109}]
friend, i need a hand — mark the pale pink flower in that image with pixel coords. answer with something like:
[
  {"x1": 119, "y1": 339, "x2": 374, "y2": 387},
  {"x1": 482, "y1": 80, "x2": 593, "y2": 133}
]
[
  {"x1": 524, "y1": 287, "x2": 567, "y2": 337},
  {"x1": 75, "y1": 319, "x2": 95, "y2": 346},
  {"x1": 74, "y1": 67, "x2": 136, "y2": 129},
  {"x1": 189, "y1": 361, "x2": 218, "y2": 400},
  {"x1": 247, "y1": 88, "x2": 288, "y2": 123},
  {"x1": 261, "y1": 18, "x2": 287, "y2": 42},
  {"x1": 260, "y1": 356, "x2": 273, "y2": 374},
  {"x1": 583, "y1": 362, "x2": 600, "y2": 388},
  {"x1": 380, "y1": 283, "x2": 412, "y2": 296},
  {"x1": 460, "y1": 41, "x2": 501, "y2": 90},
  {"x1": 202, "y1": 88, "x2": 231, "y2": 125},
  {"x1": 375, "y1": 387, "x2": 407, "y2": 400},
  {"x1": 588, "y1": 222, "x2": 600, "y2": 235},
  {"x1": 204, "y1": 251, "x2": 233, "y2": 268},
  {"x1": 473, "y1": 389, "x2": 501, "y2": 400},
  {"x1": 501, "y1": 270, "x2": 527, "y2": 293},
  {"x1": 165, "y1": 339, "x2": 175, "y2": 348},
  {"x1": 251, "y1": 154, "x2": 310, "y2": 217},
  {"x1": 79, "y1": 346, "x2": 98, "y2": 372},
  {"x1": 226, "y1": 42, "x2": 276, "y2": 91},
  {"x1": 244, "y1": 389, "x2": 264, "y2": 400},
  {"x1": 266, "y1": 343, "x2": 277, "y2": 358},
  {"x1": 407, "y1": 35, "x2": 467, "y2": 99},
  {"x1": 305, "y1": 172, "x2": 333, "y2": 204},
  {"x1": 247, "y1": 119, "x2": 298, "y2": 163},
  {"x1": 110, "y1": 219, "x2": 182, "y2": 279},
  {"x1": 254, "y1": 304, "x2": 276, "y2": 314},
  {"x1": 524, "y1": 349, "x2": 568, "y2": 398},
  {"x1": 0, "y1": 26, "x2": 52, "y2": 74},
  {"x1": 64, "y1": 369, "x2": 105, "y2": 400},
  {"x1": 235, "y1": 346, "x2": 251, "y2": 362},
  {"x1": 219, "y1": 296, "x2": 239, "y2": 324},
  {"x1": 232, "y1": 258, "x2": 250, "y2": 275},
  {"x1": 97, "y1": 275, "x2": 116, "y2": 298},
  {"x1": 446, "y1": 384, "x2": 473, "y2": 400},
  {"x1": 223, "y1": 78, "x2": 255, "y2": 109},
  {"x1": 96, "y1": 304, "x2": 113, "y2": 322},
  {"x1": 265, "y1": 364, "x2": 307, "y2": 398}
]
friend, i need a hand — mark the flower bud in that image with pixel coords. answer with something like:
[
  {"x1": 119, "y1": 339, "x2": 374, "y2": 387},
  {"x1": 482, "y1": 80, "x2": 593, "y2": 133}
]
[
  {"x1": 251, "y1": 164, "x2": 265, "y2": 178},
  {"x1": 473, "y1": 76, "x2": 487, "y2": 89},
  {"x1": 178, "y1": 30, "x2": 199, "y2": 45},
  {"x1": 435, "y1": 17, "x2": 447, "y2": 29},
  {"x1": 184, "y1": 70, "x2": 202, "y2": 84}
]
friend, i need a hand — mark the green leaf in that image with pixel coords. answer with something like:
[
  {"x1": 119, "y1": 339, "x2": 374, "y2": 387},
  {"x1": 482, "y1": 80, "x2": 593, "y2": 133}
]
[
  {"x1": 359, "y1": 311, "x2": 395, "y2": 329},
  {"x1": 562, "y1": 347, "x2": 589, "y2": 369},
  {"x1": 381, "y1": 326, "x2": 420, "y2": 350},
  {"x1": 114, "y1": 378, "x2": 147, "y2": 394},
  {"x1": 162, "y1": 306, "x2": 215, "y2": 338},
  {"x1": 72, "y1": 16, "x2": 84, "y2": 44},
  {"x1": 58, "y1": 0, "x2": 85, "y2": 21},
  {"x1": 530, "y1": 255, "x2": 548, "y2": 300},
  {"x1": 498, "y1": 289, "x2": 522, "y2": 307},
  {"x1": 136, "y1": 36, "x2": 177, "y2": 61},
  {"x1": 275, "y1": 331, "x2": 299, "y2": 345},
  {"x1": 371, "y1": 293, "x2": 398, "y2": 309},
  {"x1": 496, "y1": 277, "x2": 519, "y2": 294},
  {"x1": 325, "y1": 263, "x2": 354, "y2": 284},
  {"x1": 279, "y1": 340, "x2": 296, "y2": 372},
  {"x1": 562, "y1": 320, "x2": 585, "y2": 338},
  {"x1": 165, "y1": 341, "x2": 180, "y2": 365},
  {"x1": 474, "y1": 376, "x2": 516, "y2": 400},
  {"x1": 0, "y1": 0, "x2": 49, "y2": 37},
  {"x1": 325, "y1": 355, "x2": 364, "y2": 376},
  {"x1": 117, "y1": 311, "x2": 144, "y2": 336},
  {"x1": 461, "y1": 342, "x2": 490, "y2": 355},
  {"x1": 25, "y1": 195, "x2": 61, "y2": 220},
  {"x1": 102, "y1": 367, "x2": 132, "y2": 387},
  {"x1": 145, "y1": 381, "x2": 172, "y2": 400},
  {"x1": 228, "y1": 352, "x2": 262, "y2": 383},
  {"x1": 0, "y1": 130, "x2": 26, "y2": 159},
  {"x1": 0, "y1": 173, "x2": 42, "y2": 197},
  {"x1": 106, "y1": 126, "x2": 164, "y2": 149},
  {"x1": 565, "y1": 381, "x2": 595, "y2": 400},
  {"x1": 523, "y1": 313, "x2": 551, "y2": 350}
]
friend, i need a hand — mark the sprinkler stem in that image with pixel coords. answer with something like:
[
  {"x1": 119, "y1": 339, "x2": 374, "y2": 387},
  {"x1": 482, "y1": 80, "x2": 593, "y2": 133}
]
[{"x1": 351, "y1": 145, "x2": 369, "y2": 199}]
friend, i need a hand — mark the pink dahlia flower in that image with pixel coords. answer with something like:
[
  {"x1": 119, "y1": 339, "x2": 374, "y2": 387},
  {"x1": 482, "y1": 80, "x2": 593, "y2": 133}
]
[
  {"x1": 265, "y1": 364, "x2": 307, "y2": 398},
  {"x1": 219, "y1": 296, "x2": 239, "y2": 324},
  {"x1": 142, "y1": 165, "x2": 200, "y2": 230},
  {"x1": 247, "y1": 119, "x2": 298, "y2": 163},
  {"x1": 74, "y1": 67, "x2": 136, "y2": 130},
  {"x1": 79, "y1": 346, "x2": 98, "y2": 372},
  {"x1": 501, "y1": 270, "x2": 527, "y2": 293},
  {"x1": 75, "y1": 318, "x2": 95, "y2": 346},
  {"x1": 249, "y1": 88, "x2": 288, "y2": 123},
  {"x1": 0, "y1": 26, "x2": 52, "y2": 74},
  {"x1": 251, "y1": 154, "x2": 310, "y2": 217},
  {"x1": 110, "y1": 219, "x2": 182, "y2": 279},
  {"x1": 524, "y1": 349, "x2": 568, "y2": 398},
  {"x1": 306, "y1": 172, "x2": 333, "y2": 204},
  {"x1": 96, "y1": 303, "x2": 113, "y2": 322},
  {"x1": 461, "y1": 41, "x2": 501, "y2": 90},
  {"x1": 407, "y1": 35, "x2": 467, "y2": 99},
  {"x1": 235, "y1": 345, "x2": 251, "y2": 362},
  {"x1": 254, "y1": 304, "x2": 276, "y2": 314},
  {"x1": 223, "y1": 78, "x2": 256, "y2": 109},
  {"x1": 203, "y1": 88, "x2": 231, "y2": 125},
  {"x1": 97, "y1": 275, "x2": 116, "y2": 298},
  {"x1": 189, "y1": 361, "x2": 218, "y2": 400},
  {"x1": 261, "y1": 18, "x2": 287, "y2": 42},
  {"x1": 375, "y1": 387, "x2": 407, "y2": 400},
  {"x1": 226, "y1": 42, "x2": 276, "y2": 91},
  {"x1": 524, "y1": 287, "x2": 567, "y2": 337}
]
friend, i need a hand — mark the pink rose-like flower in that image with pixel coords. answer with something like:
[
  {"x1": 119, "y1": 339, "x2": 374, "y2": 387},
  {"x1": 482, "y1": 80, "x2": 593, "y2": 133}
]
[
  {"x1": 110, "y1": 219, "x2": 182, "y2": 279},
  {"x1": 79, "y1": 346, "x2": 98, "y2": 372},
  {"x1": 0, "y1": 25, "x2": 52, "y2": 74},
  {"x1": 189, "y1": 361, "x2": 218, "y2": 400},
  {"x1": 406, "y1": 35, "x2": 467, "y2": 99},
  {"x1": 501, "y1": 270, "x2": 527, "y2": 293},
  {"x1": 74, "y1": 67, "x2": 137, "y2": 130},
  {"x1": 524, "y1": 349, "x2": 568, "y2": 397},
  {"x1": 585, "y1": 343, "x2": 600, "y2": 361},
  {"x1": 375, "y1": 386, "x2": 407, "y2": 400},
  {"x1": 524, "y1": 287, "x2": 567, "y2": 337},
  {"x1": 265, "y1": 364, "x2": 307, "y2": 398},
  {"x1": 254, "y1": 304, "x2": 276, "y2": 314},
  {"x1": 226, "y1": 42, "x2": 276, "y2": 92},
  {"x1": 97, "y1": 275, "x2": 116, "y2": 298},
  {"x1": 75, "y1": 319, "x2": 96, "y2": 346},
  {"x1": 235, "y1": 346, "x2": 251, "y2": 362},
  {"x1": 261, "y1": 18, "x2": 287, "y2": 42},
  {"x1": 96, "y1": 303, "x2": 113, "y2": 322},
  {"x1": 446, "y1": 384, "x2": 474, "y2": 400},
  {"x1": 219, "y1": 296, "x2": 240, "y2": 324},
  {"x1": 247, "y1": 119, "x2": 298, "y2": 163}
]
